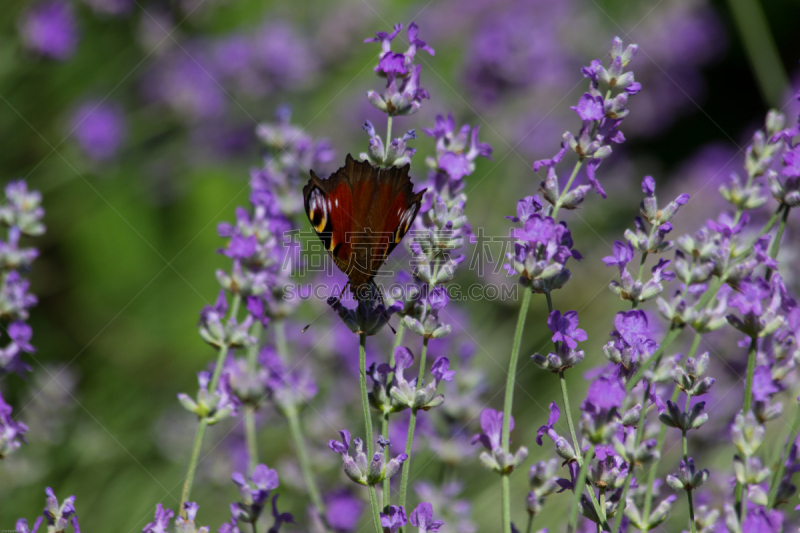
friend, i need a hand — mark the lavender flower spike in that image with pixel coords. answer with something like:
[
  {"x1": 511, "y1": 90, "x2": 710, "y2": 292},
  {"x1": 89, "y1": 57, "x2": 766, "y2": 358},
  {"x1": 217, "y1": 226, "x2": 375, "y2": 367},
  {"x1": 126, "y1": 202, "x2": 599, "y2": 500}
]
[{"x1": 0, "y1": 391, "x2": 28, "y2": 458}]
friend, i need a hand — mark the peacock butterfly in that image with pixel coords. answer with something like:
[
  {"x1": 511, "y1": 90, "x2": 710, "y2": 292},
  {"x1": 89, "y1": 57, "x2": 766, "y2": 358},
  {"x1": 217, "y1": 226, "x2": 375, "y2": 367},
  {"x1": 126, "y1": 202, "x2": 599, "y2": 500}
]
[{"x1": 303, "y1": 154, "x2": 425, "y2": 299}]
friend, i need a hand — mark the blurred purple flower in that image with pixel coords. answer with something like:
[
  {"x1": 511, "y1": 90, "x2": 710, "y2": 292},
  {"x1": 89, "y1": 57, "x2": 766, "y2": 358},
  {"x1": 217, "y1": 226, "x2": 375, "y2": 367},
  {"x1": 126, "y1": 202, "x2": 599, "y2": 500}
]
[
  {"x1": 70, "y1": 101, "x2": 127, "y2": 161},
  {"x1": 19, "y1": 1, "x2": 79, "y2": 60},
  {"x1": 325, "y1": 490, "x2": 364, "y2": 532}
]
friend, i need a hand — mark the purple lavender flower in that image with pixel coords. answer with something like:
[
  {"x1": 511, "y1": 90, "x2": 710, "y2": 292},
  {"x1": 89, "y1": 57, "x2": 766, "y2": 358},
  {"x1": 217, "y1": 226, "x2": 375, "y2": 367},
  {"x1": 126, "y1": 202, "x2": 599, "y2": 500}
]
[
  {"x1": 19, "y1": 487, "x2": 80, "y2": 533},
  {"x1": 143, "y1": 503, "x2": 174, "y2": 533},
  {"x1": 232, "y1": 463, "x2": 279, "y2": 508},
  {"x1": 505, "y1": 213, "x2": 580, "y2": 293},
  {"x1": 0, "y1": 181, "x2": 45, "y2": 376},
  {"x1": 584, "y1": 375, "x2": 625, "y2": 412},
  {"x1": 0, "y1": 392, "x2": 28, "y2": 458},
  {"x1": 536, "y1": 37, "x2": 639, "y2": 204},
  {"x1": 366, "y1": 22, "x2": 434, "y2": 116},
  {"x1": 741, "y1": 504, "x2": 783, "y2": 532},
  {"x1": 535, "y1": 402, "x2": 561, "y2": 446},
  {"x1": 602, "y1": 241, "x2": 634, "y2": 270},
  {"x1": 729, "y1": 277, "x2": 770, "y2": 316},
  {"x1": 751, "y1": 366, "x2": 780, "y2": 402},
  {"x1": 604, "y1": 310, "x2": 658, "y2": 367},
  {"x1": 505, "y1": 196, "x2": 543, "y2": 224},
  {"x1": 409, "y1": 502, "x2": 444, "y2": 532},
  {"x1": 472, "y1": 408, "x2": 504, "y2": 452},
  {"x1": 380, "y1": 505, "x2": 407, "y2": 533},
  {"x1": 70, "y1": 101, "x2": 127, "y2": 161},
  {"x1": 19, "y1": 1, "x2": 78, "y2": 60},
  {"x1": 782, "y1": 145, "x2": 800, "y2": 178},
  {"x1": 547, "y1": 310, "x2": 587, "y2": 349},
  {"x1": 472, "y1": 408, "x2": 527, "y2": 474},
  {"x1": 174, "y1": 502, "x2": 210, "y2": 533},
  {"x1": 328, "y1": 430, "x2": 407, "y2": 486}
]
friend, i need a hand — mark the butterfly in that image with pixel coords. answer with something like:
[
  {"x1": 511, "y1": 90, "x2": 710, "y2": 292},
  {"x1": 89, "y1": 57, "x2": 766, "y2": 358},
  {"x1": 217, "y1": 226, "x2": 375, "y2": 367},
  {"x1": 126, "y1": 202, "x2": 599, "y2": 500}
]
[{"x1": 303, "y1": 154, "x2": 425, "y2": 299}]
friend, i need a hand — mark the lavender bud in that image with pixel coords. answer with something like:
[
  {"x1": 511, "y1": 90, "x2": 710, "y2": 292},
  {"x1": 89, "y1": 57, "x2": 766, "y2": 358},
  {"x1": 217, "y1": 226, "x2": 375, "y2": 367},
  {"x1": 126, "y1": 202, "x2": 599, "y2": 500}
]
[
  {"x1": 731, "y1": 412, "x2": 765, "y2": 456},
  {"x1": 367, "y1": 90, "x2": 388, "y2": 113}
]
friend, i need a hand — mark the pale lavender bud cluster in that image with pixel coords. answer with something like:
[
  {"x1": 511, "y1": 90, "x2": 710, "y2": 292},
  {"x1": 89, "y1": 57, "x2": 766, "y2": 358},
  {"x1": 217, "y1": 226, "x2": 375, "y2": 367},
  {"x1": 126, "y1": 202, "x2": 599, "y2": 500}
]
[
  {"x1": 375, "y1": 346, "x2": 455, "y2": 412},
  {"x1": 532, "y1": 310, "x2": 587, "y2": 371},
  {"x1": 365, "y1": 23, "x2": 433, "y2": 117},
  {"x1": 379, "y1": 502, "x2": 444, "y2": 533},
  {"x1": 0, "y1": 393, "x2": 28, "y2": 458},
  {"x1": 177, "y1": 370, "x2": 240, "y2": 425},
  {"x1": 504, "y1": 208, "x2": 581, "y2": 293},
  {"x1": 535, "y1": 37, "x2": 640, "y2": 209},
  {"x1": 225, "y1": 464, "x2": 293, "y2": 532},
  {"x1": 0, "y1": 181, "x2": 45, "y2": 377},
  {"x1": 472, "y1": 408, "x2": 528, "y2": 474},
  {"x1": 17, "y1": 488, "x2": 80, "y2": 533},
  {"x1": 361, "y1": 121, "x2": 417, "y2": 168},
  {"x1": 142, "y1": 502, "x2": 210, "y2": 533},
  {"x1": 327, "y1": 429, "x2": 408, "y2": 486}
]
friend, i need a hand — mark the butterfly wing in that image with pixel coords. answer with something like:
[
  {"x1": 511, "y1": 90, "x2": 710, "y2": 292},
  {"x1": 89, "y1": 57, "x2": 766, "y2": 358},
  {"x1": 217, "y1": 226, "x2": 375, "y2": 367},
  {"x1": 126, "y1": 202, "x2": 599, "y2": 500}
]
[{"x1": 303, "y1": 154, "x2": 424, "y2": 288}]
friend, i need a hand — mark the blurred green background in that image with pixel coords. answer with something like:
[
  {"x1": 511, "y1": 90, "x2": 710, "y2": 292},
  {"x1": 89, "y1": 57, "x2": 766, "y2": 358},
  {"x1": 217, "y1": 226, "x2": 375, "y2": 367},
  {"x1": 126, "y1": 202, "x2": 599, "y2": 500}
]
[{"x1": 1, "y1": 0, "x2": 800, "y2": 530}]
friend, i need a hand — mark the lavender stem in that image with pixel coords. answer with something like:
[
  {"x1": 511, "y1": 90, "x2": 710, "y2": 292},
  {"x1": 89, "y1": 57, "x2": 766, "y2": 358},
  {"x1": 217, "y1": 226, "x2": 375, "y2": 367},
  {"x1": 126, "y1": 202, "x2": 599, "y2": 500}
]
[
  {"x1": 501, "y1": 289, "x2": 532, "y2": 533},
  {"x1": 179, "y1": 294, "x2": 241, "y2": 515},
  {"x1": 359, "y1": 332, "x2": 381, "y2": 532},
  {"x1": 552, "y1": 161, "x2": 584, "y2": 218},
  {"x1": 382, "y1": 323, "x2": 405, "y2": 507},
  {"x1": 567, "y1": 444, "x2": 595, "y2": 533},
  {"x1": 767, "y1": 406, "x2": 800, "y2": 507},
  {"x1": 398, "y1": 337, "x2": 429, "y2": 517}
]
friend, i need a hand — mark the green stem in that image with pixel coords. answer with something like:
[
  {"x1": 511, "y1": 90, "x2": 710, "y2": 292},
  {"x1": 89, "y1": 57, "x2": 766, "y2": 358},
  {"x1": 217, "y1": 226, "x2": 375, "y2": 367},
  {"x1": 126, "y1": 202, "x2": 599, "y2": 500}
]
[
  {"x1": 245, "y1": 405, "x2": 258, "y2": 473},
  {"x1": 381, "y1": 413, "x2": 391, "y2": 508},
  {"x1": 368, "y1": 485, "x2": 383, "y2": 533},
  {"x1": 767, "y1": 406, "x2": 800, "y2": 507},
  {"x1": 559, "y1": 371, "x2": 581, "y2": 464},
  {"x1": 502, "y1": 290, "x2": 532, "y2": 451},
  {"x1": 612, "y1": 382, "x2": 650, "y2": 533},
  {"x1": 525, "y1": 514, "x2": 534, "y2": 533},
  {"x1": 568, "y1": 444, "x2": 595, "y2": 533},
  {"x1": 500, "y1": 289, "x2": 532, "y2": 533},
  {"x1": 359, "y1": 333, "x2": 381, "y2": 531},
  {"x1": 385, "y1": 115, "x2": 394, "y2": 162},
  {"x1": 244, "y1": 320, "x2": 264, "y2": 473},
  {"x1": 740, "y1": 485, "x2": 749, "y2": 524},
  {"x1": 180, "y1": 294, "x2": 241, "y2": 516},
  {"x1": 398, "y1": 337, "x2": 429, "y2": 515},
  {"x1": 641, "y1": 331, "x2": 703, "y2": 528},
  {"x1": 275, "y1": 320, "x2": 290, "y2": 362},
  {"x1": 626, "y1": 326, "x2": 682, "y2": 392},
  {"x1": 286, "y1": 406, "x2": 326, "y2": 518},
  {"x1": 502, "y1": 475, "x2": 512, "y2": 533},
  {"x1": 742, "y1": 336, "x2": 759, "y2": 413},
  {"x1": 687, "y1": 489, "x2": 698, "y2": 533},
  {"x1": 381, "y1": 323, "x2": 405, "y2": 507},
  {"x1": 724, "y1": 0, "x2": 789, "y2": 106},
  {"x1": 180, "y1": 417, "x2": 208, "y2": 515},
  {"x1": 766, "y1": 206, "x2": 790, "y2": 281},
  {"x1": 734, "y1": 336, "x2": 759, "y2": 515},
  {"x1": 552, "y1": 161, "x2": 584, "y2": 218}
]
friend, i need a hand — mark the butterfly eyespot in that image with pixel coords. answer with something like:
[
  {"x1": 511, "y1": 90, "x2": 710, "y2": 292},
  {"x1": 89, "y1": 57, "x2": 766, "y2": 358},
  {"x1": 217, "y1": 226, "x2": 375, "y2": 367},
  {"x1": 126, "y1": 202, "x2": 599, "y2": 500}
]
[{"x1": 309, "y1": 189, "x2": 328, "y2": 232}]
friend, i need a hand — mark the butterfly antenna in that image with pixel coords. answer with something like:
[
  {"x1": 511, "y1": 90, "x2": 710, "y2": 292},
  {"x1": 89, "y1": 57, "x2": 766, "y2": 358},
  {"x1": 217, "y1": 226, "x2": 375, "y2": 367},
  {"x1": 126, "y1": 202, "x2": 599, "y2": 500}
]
[
  {"x1": 302, "y1": 282, "x2": 349, "y2": 333},
  {"x1": 372, "y1": 281, "x2": 397, "y2": 336}
]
